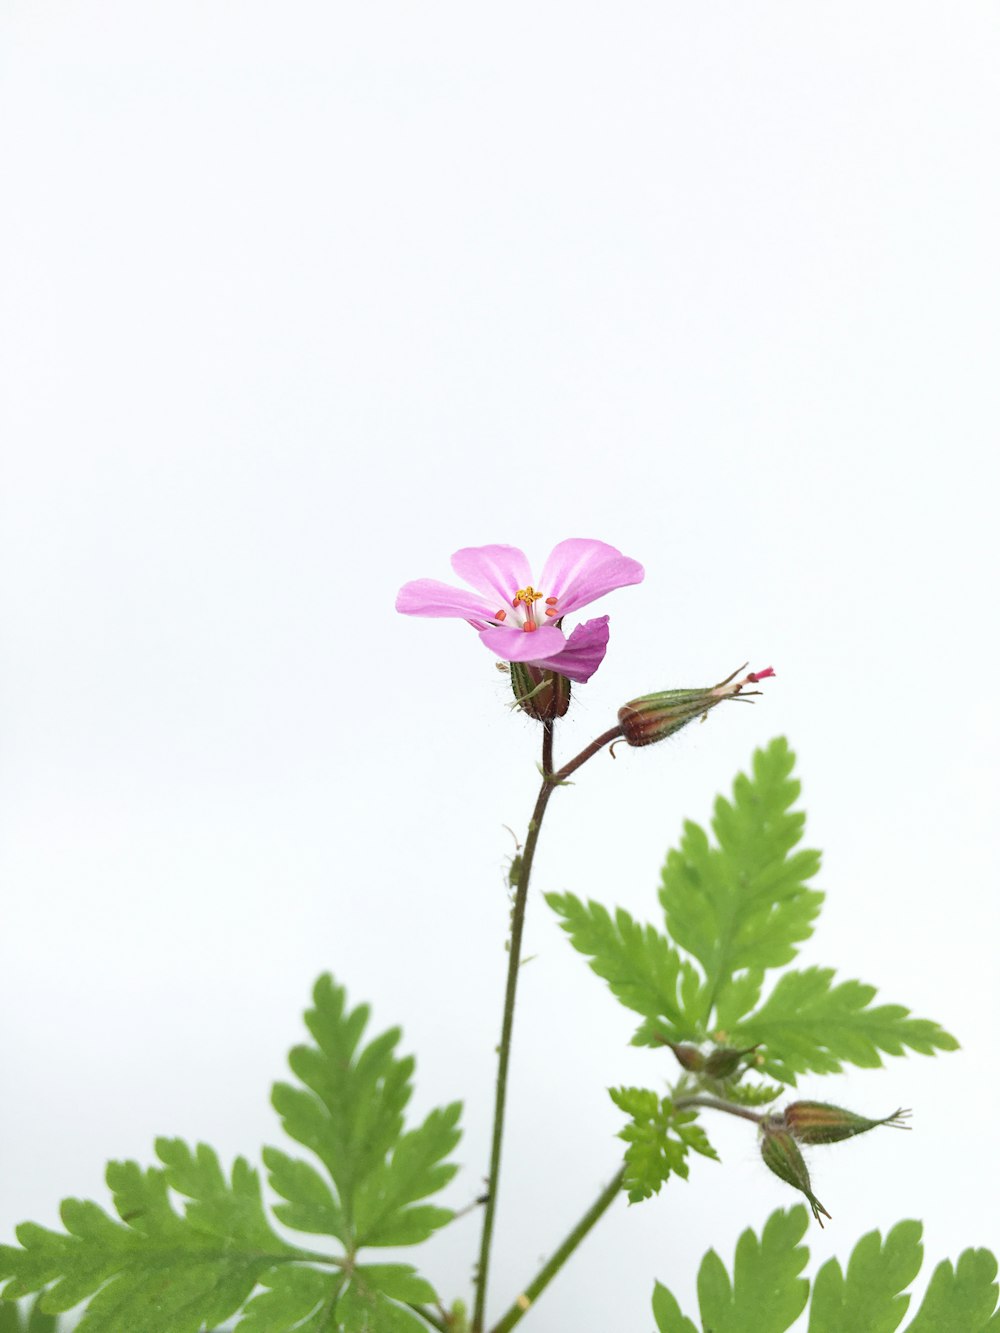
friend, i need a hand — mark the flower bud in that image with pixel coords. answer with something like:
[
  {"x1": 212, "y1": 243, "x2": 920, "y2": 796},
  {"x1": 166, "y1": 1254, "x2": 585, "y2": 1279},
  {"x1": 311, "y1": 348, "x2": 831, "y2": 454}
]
[
  {"x1": 782, "y1": 1101, "x2": 911, "y2": 1145},
  {"x1": 509, "y1": 663, "x2": 571, "y2": 721},
  {"x1": 703, "y1": 1044, "x2": 760, "y2": 1080},
  {"x1": 666, "y1": 1043, "x2": 706, "y2": 1073},
  {"x1": 617, "y1": 665, "x2": 775, "y2": 748},
  {"x1": 759, "y1": 1124, "x2": 831, "y2": 1226}
]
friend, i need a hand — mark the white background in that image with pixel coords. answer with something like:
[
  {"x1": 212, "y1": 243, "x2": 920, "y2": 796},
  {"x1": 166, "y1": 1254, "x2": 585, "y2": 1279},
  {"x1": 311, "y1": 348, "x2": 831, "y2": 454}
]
[{"x1": 2, "y1": 3, "x2": 998, "y2": 1329}]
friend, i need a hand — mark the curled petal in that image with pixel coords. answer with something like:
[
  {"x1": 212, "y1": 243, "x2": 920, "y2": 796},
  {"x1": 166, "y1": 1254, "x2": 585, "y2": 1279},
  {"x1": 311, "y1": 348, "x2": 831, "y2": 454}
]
[
  {"x1": 451, "y1": 544, "x2": 533, "y2": 608},
  {"x1": 539, "y1": 538, "x2": 644, "y2": 617},
  {"x1": 525, "y1": 615, "x2": 610, "y2": 683},
  {"x1": 396, "y1": 578, "x2": 494, "y2": 620},
  {"x1": 478, "y1": 623, "x2": 566, "y2": 663}
]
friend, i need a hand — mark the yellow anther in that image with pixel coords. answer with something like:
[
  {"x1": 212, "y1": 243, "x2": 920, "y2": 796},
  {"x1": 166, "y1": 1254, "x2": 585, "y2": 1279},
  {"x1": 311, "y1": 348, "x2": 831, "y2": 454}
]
[{"x1": 513, "y1": 586, "x2": 543, "y2": 606}]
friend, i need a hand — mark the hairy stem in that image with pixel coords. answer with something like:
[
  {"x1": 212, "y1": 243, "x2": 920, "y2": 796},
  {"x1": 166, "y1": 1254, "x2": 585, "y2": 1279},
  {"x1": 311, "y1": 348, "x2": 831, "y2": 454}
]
[
  {"x1": 471, "y1": 714, "x2": 624, "y2": 1332},
  {"x1": 489, "y1": 1169, "x2": 626, "y2": 1333},
  {"x1": 673, "y1": 1092, "x2": 765, "y2": 1125},
  {"x1": 472, "y1": 721, "x2": 557, "y2": 1332}
]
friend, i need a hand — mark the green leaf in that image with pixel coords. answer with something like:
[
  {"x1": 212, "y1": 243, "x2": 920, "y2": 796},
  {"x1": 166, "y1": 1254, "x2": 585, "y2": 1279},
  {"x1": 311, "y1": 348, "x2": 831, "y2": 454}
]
[
  {"x1": 696, "y1": 1208, "x2": 810, "y2": 1333},
  {"x1": 652, "y1": 1210, "x2": 1000, "y2": 1333},
  {"x1": 546, "y1": 893, "x2": 700, "y2": 1041},
  {"x1": 808, "y1": 1222, "x2": 922, "y2": 1332},
  {"x1": 0, "y1": 1298, "x2": 59, "y2": 1333},
  {"x1": 0, "y1": 1142, "x2": 305, "y2": 1333},
  {"x1": 652, "y1": 1281, "x2": 699, "y2": 1333},
  {"x1": 609, "y1": 1088, "x2": 717, "y2": 1203},
  {"x1": 659, "y1": 738, "x2": 823, "y2": 1026},
  {"x1": 731, "y1": 967, "x2": 959, "y2": 1085},
  {"x1": 903, "y1": 1250, "x2": 1000, "y2": 1332},
  {"x1": 270, "y1": 976, "x2": 460, "y2": 1250},
  {"x1": 236, "y1": 1266, "x2": 344, "y2": 1332},
  {"x1": 0, "y1": 975, "x2": 459, "y2": 1332}
]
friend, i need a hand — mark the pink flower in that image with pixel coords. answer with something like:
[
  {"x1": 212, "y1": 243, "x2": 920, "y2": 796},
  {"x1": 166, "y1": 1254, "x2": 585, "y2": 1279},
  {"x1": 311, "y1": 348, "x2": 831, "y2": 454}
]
[{"x1": 396, "y1": 539, "x2": 644, "y2": 683}]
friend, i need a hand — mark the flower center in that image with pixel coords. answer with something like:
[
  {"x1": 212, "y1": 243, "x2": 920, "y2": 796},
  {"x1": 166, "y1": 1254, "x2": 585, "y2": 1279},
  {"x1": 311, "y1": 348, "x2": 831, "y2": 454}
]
[{"x1": 493, "y1": 587, "x2": 561, "y2": 632}]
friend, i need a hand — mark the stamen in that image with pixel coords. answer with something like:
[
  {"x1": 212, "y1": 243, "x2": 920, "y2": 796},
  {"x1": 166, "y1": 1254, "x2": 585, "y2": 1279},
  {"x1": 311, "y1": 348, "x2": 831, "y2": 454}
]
[
  {"x1": 544, "y1": 607, "x2": 558, "y2": 617},
  {"x1": 513, "y1": 586, "x2": 544, "y2": 606},
  {"x1": 544, "y1": 596, "x2": 558, "y2": 606},
  {"x1": 494, "y1": 609, "x2": 507, "y2": 621},
  {"x1": 523, "y1": 622, "x2": 538, "y2": 632}
]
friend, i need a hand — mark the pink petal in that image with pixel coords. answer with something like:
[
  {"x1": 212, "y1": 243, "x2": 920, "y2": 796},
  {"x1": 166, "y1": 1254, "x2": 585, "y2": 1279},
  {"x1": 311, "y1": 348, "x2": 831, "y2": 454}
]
[
  {"x1": 450, "y1": 544, "x2": 533, "y2": 609},
  {"x1": 478, "y1": 623, "x2": 566, "y2": 663},
  {"x1": 539, "y1": 538, "x2": 644, "y2": 617},
  {"x1": 525, "y1": 615, "x2": 610, "y2": 683},
  {"x1": 396, "y1": 578, "x2": 495, "y2": 620}
]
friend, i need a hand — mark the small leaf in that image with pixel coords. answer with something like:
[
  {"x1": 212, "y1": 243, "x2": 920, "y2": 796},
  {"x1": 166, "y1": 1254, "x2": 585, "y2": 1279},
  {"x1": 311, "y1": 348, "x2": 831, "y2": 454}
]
[{"x1": 609, "y1": 1088, "x2": 717, "y2": 1203}]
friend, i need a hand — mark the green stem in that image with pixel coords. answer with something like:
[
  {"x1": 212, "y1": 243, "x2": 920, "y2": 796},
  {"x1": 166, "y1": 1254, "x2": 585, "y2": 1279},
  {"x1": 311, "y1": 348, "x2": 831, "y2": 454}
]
[
  {"x1": 408, "y1": 1304, "x2": 448, "y2": 1332},
  {"x1": 488, "y1": 1169, "x2": 626, "y2": 1333},
  {"x1": 673, "y1": 1092, "x2": 765, "y2": 1125},
  {"x1": 472, "y1": 721, "x2": 557, "y2": 1332},
  {"x1": 471, "y1": 716, "x2": 623, "y2": 1332}
]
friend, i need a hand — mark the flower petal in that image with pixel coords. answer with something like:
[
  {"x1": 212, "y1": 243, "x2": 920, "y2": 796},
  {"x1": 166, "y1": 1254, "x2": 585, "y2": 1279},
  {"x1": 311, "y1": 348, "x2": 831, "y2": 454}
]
[
  {"x1": 450, "y1": 544, "x2": 533, "y2": 609},
  {"x1": 525, "y1": 615, "x2": 610, "y2": 683},
  {"x1": 539, "y1": 538, "x2": 644, "y2": 617},
  {"x1": 478, "y1": 623, "x2": 566, "y2": 663},
  {"x1": 396, "y1": 578, "x2": 495, "y2": 620}
]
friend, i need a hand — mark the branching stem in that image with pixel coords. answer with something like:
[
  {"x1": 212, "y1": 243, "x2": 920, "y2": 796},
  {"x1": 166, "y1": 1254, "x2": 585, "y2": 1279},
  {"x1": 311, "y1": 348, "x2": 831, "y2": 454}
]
[{"x1": 673, "y1": 1092, "x2": 765, "y2": 1125}]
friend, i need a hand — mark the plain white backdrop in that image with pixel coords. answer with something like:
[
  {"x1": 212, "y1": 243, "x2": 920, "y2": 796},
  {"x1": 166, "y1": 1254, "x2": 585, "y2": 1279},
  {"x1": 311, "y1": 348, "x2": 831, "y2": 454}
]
[{"x1": 2, "y1": 3, "x2": 998, "y2": 1329}]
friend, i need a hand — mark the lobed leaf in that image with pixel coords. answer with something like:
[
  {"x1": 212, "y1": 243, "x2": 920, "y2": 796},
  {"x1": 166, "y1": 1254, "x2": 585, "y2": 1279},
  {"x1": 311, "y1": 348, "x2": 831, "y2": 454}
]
[
  {"x1": 659, "y1": 738, "x2": 823, "y2": 1026},
  {"x1": 731, "y1": 968, "x2": 959, "y2": 1085},
  {"x1": 270, "y1": 975, "x2": 461, "y2": 1250},
  {"x1": 0, "y1": 1143, "x2": 305, "y2": 1333},
  {"x1": 653, "y1": 1209, "x2": 1000, "y2": 1333},
  {"x1": 546, "y1": 893, "x2": 700, "y2": 1041},
  {"x1": 808, "y1": 1222, "x2": 922, "y2": 1332},
  {"x1": 609, "y1": 1088, "x2": 717, "y2": 1203}
]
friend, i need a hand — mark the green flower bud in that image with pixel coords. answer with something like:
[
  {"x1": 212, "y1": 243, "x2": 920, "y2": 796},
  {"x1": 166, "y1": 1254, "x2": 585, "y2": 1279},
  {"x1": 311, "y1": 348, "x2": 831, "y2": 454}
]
[
  {"x1": 782, "y1": 1101, "x2": 911, "y2": 1145},
  {"x1": 509, "y1": 662, "x2": 571, "y2": 721},
  {"x1": 703, "y1": 1044, "x2": 760, "y2": 1080},
  {"x1": 759, "y1": 1124, "x2": 831, "y2": 1226},
  {"x1": 667, "y1": 1043, "x2": 706, "y2": 1073},
  {"x1": 617, "y1": 666, "x2": 774, "y2": 748}
]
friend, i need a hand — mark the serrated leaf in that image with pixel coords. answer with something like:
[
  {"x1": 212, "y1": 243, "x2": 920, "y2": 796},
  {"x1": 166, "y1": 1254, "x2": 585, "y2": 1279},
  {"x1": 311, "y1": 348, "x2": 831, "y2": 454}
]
[
  {"x1": 659, "y1": 739, "x2": 823, "y2": 1026},
  {"x1": 808, "y1": 1222, "x2": 922, "y2": 1333},
  {"x1": 546, "y1": 893, "x2": 699, "y2": 1041},
  {"x1": 903, "y1": 1250, "x2": 1000, "y2": 1332},
  {"x1": 270, "y1": 975, "x2": 461, "y2": 1250},
  {"x1": 652, "y1": 1210, "x2": 1000, "y2": 1333},
  {"x1": 609, "y1": 1088, "x2": 717, "y2": 1203},
  {"x1": 731, "y1": 968, "x2": 959, "y2": 1085},
  {"x1": 0, "y1": 1143, "x2": 307, "y2": 1333}
]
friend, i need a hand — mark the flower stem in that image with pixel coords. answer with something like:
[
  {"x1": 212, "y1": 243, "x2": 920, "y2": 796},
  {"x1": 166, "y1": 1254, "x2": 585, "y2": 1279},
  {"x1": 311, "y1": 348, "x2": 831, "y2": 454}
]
[
  {"x1": 553, "y1": 723, "x2": 624, "y2": 783},
  {"x1": 488, "y1": 1168, "x2": 626, "y2": 1333},
  {"x1": 472, "y1": 721, "x2": 557, "y2": 1332},
  {"x1": 471, "y1": 716, "x2": 624, "y2": 1332},
  {"x1": 673, "y1": 1092, "x2": 765, "y2": 1125}
]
